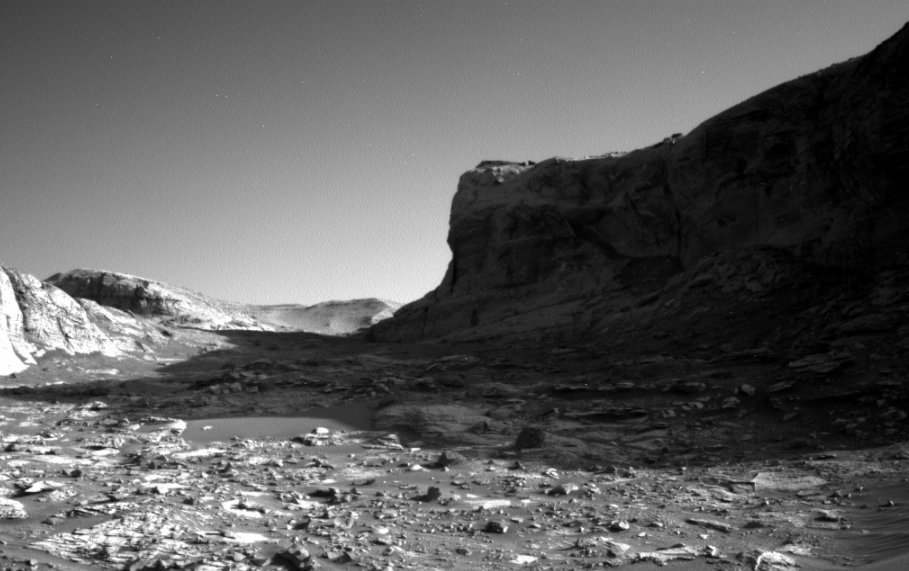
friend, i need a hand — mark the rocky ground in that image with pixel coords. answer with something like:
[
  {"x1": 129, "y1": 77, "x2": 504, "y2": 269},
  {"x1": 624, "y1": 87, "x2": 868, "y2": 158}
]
[{"x1": 1, "y1": 255, "x2": 908, "y2": 571}]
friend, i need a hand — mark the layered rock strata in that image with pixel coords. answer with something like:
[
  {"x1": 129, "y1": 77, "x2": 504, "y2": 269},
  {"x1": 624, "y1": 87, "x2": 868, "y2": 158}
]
[
  {"x1": 47, "y1": 269, "x2": 266, "y2": 330},
  {"x1": 49, "y1": 269, "x2": 399, "y2": 334},
  {"x1": 373, "y1": 23, "x2": 909, "y2": 342},
  {"x1": 0, "y1": 265, "x2": 121, "y2": 375},
  {"x1": 246, "y1": 299, "x2": 401, "y2": 334}
]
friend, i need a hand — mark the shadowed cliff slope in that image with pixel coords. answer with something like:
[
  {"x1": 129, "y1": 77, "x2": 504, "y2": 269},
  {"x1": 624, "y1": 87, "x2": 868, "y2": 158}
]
[{"x1": 373, "y1": 23, "x2": 909, "y2": 343}]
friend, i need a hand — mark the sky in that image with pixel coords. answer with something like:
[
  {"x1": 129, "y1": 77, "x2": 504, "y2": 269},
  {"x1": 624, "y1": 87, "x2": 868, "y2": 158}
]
[{"x1": 1, "y1": 1, "x2": 907, "y2": 306}]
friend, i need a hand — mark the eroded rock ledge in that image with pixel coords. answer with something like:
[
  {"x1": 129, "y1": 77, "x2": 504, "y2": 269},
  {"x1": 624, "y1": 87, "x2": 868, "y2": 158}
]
[
  {"x1": 0, "y1": 265, "x2": 121, "y2": 375},
  {"x1": 373, "y1": 22, "x2": 909, "y2": 342},
  {"x1": 47, "y1": 269, "x2": 265, "y2": 330}
]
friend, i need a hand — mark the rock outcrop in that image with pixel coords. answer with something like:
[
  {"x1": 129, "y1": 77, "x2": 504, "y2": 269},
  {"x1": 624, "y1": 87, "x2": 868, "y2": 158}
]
[
  {"x1": 0, "y1": 269, "x2": 33, "y2": 375},
  {"x1": 373, "y1": 23, "x2": 909, "y2": 342},
  {"x1": 47, "y1": 269, "x2": 267, "y2": 331},
  {"x1": 0, "y1": 265, "x2": 121, "y2": 375},
  {"x1": 2, "y1": 265, "x2": 397, "y2": 375},
  {"x1": 245, "y1": 299, "x2": 400, "y2": 334},
  {"x1": 47, "y1": 270, "x2": 399, "y2": 335}
]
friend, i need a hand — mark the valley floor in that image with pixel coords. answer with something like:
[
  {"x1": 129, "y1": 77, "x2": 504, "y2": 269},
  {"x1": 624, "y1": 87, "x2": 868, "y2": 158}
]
[{"x1": 0, "y1": 322, "x2": 907, "y2": 571}]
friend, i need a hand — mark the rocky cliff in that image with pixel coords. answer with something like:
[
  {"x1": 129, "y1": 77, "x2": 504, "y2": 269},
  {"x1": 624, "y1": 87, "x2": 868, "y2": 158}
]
[
  {"x1": 46, "y1": 269, "x2": 267, "y2": 331},
  {"x1": 0, "y1": 265, "x2": 122, "y2": 375},
  {"x1": 1, "y1": 266, "x2": 399, "y2": 375},
  {"x1": 48, "y1": 269, "x2": 399, "y2": 335},
  {"x1": 373, "y1": 22, "x2": 909, "y2": 343}
]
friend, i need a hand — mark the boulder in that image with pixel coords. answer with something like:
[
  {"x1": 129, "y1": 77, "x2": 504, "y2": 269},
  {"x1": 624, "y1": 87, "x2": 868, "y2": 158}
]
[
  {"x1": 47, "y1": 269, "x2": 396, "y2": 335},
  {"x1": 373, "y1": 23, "x2": 909, "y2": 342}
]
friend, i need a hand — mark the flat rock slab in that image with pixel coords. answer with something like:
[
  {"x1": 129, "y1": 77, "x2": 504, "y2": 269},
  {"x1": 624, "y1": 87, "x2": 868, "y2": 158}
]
[{"x1": 752, "y1": 472, "x2": 827, "y2": 491}]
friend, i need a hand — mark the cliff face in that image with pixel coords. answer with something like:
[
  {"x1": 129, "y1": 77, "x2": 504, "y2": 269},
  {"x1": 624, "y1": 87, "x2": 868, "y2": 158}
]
[
  {"x1": 373, "y1": 23, "x2": 909, "y2": 342},
  {"x1": 48, "y1": 270, "x2": 399, "y2": 334},
  {"x1": 47, "y1": 269, "x2": 267, "y2": 331},
  {"x1": 0, "y1": 265, "x2": 122, "y2": 375},
  {"x1": 245, "y1": 299, "x2": 401, "y2": 334}
]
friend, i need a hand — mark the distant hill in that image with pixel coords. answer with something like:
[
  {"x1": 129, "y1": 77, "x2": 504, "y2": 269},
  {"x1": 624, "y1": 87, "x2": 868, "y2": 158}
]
[
  {"x1": 0, "y1": 266, "x2": 398, "y2": 375},
  {"x1": 46, "y1": 269, "x2": 399, "y2": 336},
  {"x1": 243, "y1": 299, "x2": 401, "y2": 335}
]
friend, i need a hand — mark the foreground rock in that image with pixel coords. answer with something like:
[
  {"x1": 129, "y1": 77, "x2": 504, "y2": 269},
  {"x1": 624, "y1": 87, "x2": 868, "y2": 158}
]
[
  {"x1": 0, "y1": 275, "x2": 906, "y2": 570},
  {"x1": 374, "y1": 22, "x2": 909, "y2": 342}
]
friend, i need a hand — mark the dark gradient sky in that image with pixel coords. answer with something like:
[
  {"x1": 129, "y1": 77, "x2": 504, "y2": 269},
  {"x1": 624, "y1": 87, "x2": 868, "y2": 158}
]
[{"x1": 2, "y1": 1, "x2": 907, "y2": 305}]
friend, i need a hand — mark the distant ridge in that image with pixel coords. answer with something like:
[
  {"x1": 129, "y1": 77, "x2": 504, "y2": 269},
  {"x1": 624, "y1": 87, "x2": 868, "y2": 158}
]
[
  {"x1": 47, "y1": 269, "x2": 399, "y2": 335},
  {"x1": 0, "y1": 265, "x2": 399, "y2": 375}
]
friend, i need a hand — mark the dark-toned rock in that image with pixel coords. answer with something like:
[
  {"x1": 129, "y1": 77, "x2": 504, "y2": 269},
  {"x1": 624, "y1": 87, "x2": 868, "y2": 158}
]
[
  {"x1": 415, "y1": 486, "x2": 442, "y2": 502},
  {"x1": 373, "y1": 23, "x2": 909, "y2": 342},
  {"x1": 433, "y1": 451, "x2": 466, "y2": 467},
  {"x1": 514, "y1": 427, "x2": 546, "y2": 450},
  {"x1": 0, "y1": 498, "x2": 27, "y2": 519},
  {"x1": 277, "y1": 546, "x2": 313, "y2": 571},
  {"x1": 484, "y1": 520, "x2": 508, "y2": 533}
]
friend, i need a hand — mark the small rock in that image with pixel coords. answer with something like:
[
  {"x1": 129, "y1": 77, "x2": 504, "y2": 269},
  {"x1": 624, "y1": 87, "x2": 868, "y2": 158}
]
[
  {"x1": 686, "y1": 517, "x2": 735, "y2": 533},
  {"x1": 548, "y1": 483, "x2": 578, "y2": 496},
  {"x1": 515, "y1": 427, "x2": 546, "y2": 450},
  {"x1": 484, "y1": 520, "x2": 508, "y2": 533},
  {"x1": 433, "y1": 451, "x2": 465, "y2": 467},
  {"x1": 609, "y1": 520, "x2": 630, "y2": 532},
  {"x1": 278, "y1": 546, "x2": 312, "y2": 571},
  {"x1": 415, "y1": 487, "x2": 442, "y2": 502},
  {"x1": 814, "y1": 509, "x2": 843, "y2": 522},
  {"x1": 739, "y1": 383, "x2": 756, "y2": 396}
]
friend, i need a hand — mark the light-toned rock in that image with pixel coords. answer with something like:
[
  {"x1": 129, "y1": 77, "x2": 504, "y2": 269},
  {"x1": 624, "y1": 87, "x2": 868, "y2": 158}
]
[
  {"x1": 751, "y1": 472, "x2": 827, "y2": 491},
  {"x1": 5, "y1": 267, "x2": 119, "y2": 356},
  {"x1": 0, "y1": 498, "x2": 27, "y2": 519},
  {"x1": 0, "y1": 265, "x2": 121, "y2": 369},
  {"x1": 244, "y1": 298, "x2": 400, "y2": 334},
  {"x1": 46, "y1": 269, "x2": 267, "y2": 331},
  {"x1": 48, "y1": 269, "x2": 397, "y2": 335},
  {"x1": 0, "y1": 268, "x2": 32, "y2": 375}
]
